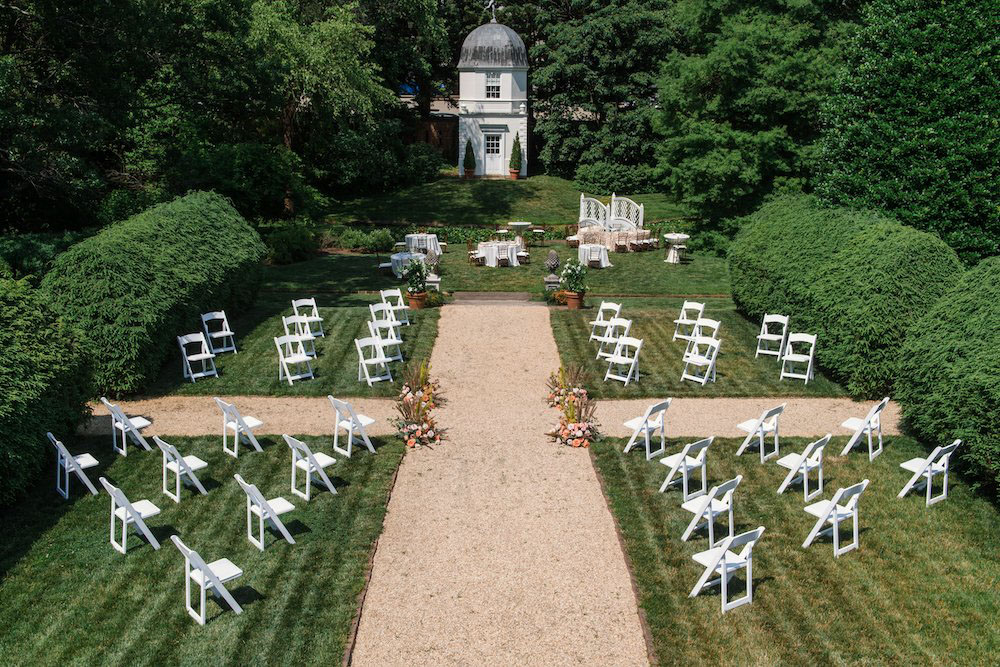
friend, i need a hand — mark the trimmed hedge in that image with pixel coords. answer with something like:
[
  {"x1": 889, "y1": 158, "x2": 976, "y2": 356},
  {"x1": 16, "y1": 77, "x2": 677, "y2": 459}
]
[
  {"x1": 42, "y1": 192, "x2": 267, "y2": 395},
  {"x1": 896, "y1": 258, "x2": 1000, "y2": 491},
  {"x1": 729, "y1": 195, "x2": 963, "y2": 398},
  {"x1": 0, "y1": 279, "x2": 91, "y2": 504}
]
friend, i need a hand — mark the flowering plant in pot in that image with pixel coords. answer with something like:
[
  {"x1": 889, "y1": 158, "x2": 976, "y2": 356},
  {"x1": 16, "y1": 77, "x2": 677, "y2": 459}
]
[
  {"x1": 559, "y1": 259, "x2": 587, "y2": 309},
  {"x1": 463, "y1": 139, "x2": 476, "y2": 178},
  {"x1": 393, "y1": 360, "x2": 444, "y2": 447},
  {"x1": 403, "y1": 259, "x2": 429, "y2": 309},
  {"x1": 508, "y1": 134, "x2": 522, "y2": 180}
]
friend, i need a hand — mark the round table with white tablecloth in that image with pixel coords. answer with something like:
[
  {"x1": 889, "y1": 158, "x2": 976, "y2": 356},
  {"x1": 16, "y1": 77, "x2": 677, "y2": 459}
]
[
  {"x1": 579, "y1": 243, "x2": 613, "y2": 269},
  {"x1": 404, "y1": 233, "x2": 441, "y2": 255},
  {"x1": 391, "y1": 252, "x2": 425, "y2": 278},
  {"x1": 477, "y1": 241, "x2": 521, "y2": 268},
  {"x1": 663, "y1": 233, "x2": 690, "y2": 264}
]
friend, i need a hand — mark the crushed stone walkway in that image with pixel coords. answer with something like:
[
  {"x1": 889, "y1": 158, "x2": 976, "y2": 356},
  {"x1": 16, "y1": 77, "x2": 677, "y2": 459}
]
[{"x1": 350, "y1": 304, "x2": 650, "y2": 665}]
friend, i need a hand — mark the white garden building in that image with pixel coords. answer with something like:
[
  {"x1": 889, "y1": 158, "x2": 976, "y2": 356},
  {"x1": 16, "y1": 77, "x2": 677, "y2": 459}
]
[{"x1": 457, "y1": 19, "x2": 529, "y2": 177}]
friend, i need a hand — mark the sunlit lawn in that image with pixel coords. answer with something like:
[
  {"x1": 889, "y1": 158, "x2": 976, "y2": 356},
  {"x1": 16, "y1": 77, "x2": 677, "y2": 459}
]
[
  {"x1": 0, "y1": 435, "x2": 404, "y2": 664},
  {"x1": 551, "y1": 297, "x2": 846, "y2": 398},
  {"x1": 592, "y1": 435, "x2": 1000, "y2": 663},
  {"x1": 146, "y1": 295, "x2": 439, "y2": 397}
]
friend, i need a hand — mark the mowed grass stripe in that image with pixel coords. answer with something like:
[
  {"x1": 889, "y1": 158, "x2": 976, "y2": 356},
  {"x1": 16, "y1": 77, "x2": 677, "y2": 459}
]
[{"x1": 591, "y1": 435, "x2": 1000, "y2": 664}]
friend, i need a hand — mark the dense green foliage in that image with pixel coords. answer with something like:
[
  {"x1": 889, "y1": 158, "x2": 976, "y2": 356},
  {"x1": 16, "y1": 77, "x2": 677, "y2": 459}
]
[
  {"x1": 728, "y1": 196, "x2": 962, "y2": 398},
  {"x1": 0, "y1": 230, "x2": 93, "y2": 283},
  {"x1": 655, "y1": 0, "x2": 860, "y2": 222},
  {"x1": 819, "y1": 0, "x2": 1000, "y2": 263},
  {"x1": 41, "y1": 192, "x2": 267, "y2": 395},
  {"x1": 0, "y1": 279, "x2": 90, "y2": 504},
  {"x1": 897, "y1": 258, "x2": 1000, "y2": 492}
]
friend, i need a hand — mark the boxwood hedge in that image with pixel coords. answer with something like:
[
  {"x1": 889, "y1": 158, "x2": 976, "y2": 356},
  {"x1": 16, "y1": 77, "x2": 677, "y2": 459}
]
[
  {"x1": 42, "y1": 192, "x2": 267, "y2": 395},
  {"x1": 0, "y1": 279, "x2": 91, "y2": 504},
  {"x1": 896, "y1": 258, "x2": 1000, "y2": 491},
  {"x1": 728, "y1": 195, "x2": 963, "y2": 398}
]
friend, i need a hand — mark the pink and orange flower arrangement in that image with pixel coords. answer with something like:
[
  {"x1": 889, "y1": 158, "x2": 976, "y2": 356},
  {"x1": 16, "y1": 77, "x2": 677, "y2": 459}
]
[
  {"x1": 545, "y1": 365, "x2": 600, "y2": 448},
  {"x1": 393, "y1": 360, "x2": 444, "y2": 448}
]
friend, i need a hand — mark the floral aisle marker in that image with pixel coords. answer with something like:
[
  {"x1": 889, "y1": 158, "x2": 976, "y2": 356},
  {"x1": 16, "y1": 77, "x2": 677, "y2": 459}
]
[
  {"x1": 393, "y1": 360, "x2": 444, "y2": 448},
  {"x1": 546, "y1": 365, "x2": 600, "y2": 448}
]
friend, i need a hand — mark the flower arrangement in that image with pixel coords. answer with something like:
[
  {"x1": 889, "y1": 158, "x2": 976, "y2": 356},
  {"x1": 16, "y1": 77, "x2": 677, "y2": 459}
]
[
  {"x1": 402, "y1": 259, "x2": 429, "y2": 294},
  {"x1": 393, "y1": 360, "x2": 444, "y2": 447},
  {"x1": 546, "y1": 365, "x2": 599, "y2": 448},
  {"x1": 559, "y1": 258, "x2": 587, "y2": 294},
  {"x1": 545, "y1": 365, "x2": 589, "y2": 408}
]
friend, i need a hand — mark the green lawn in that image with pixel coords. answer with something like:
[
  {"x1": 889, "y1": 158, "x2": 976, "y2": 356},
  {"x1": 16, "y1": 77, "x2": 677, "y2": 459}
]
[
  {"x1": 145, "y1": 295, "x2": 439, "y2": 397},
  {"x1": 327, "y1": 174, "x2": 689, "y2": 228},
  {"x1": 261, "y1": 244, "x2": 730, "y2": 296},
  {"x1": 0, "y1": 434, "x2": 404, "y2": 664},
  {"x1": 551, "y1": 298, "x2": 846, "y2": 398},
  {"x1": 592, "y1": 435, "x2": 1000, "y2": 663}
]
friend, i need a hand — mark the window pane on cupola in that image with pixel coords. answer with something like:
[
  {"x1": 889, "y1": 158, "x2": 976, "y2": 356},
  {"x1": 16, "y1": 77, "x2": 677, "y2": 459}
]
[{"x1": 486, "y1": 72, "x2": 501, "y2": 99}]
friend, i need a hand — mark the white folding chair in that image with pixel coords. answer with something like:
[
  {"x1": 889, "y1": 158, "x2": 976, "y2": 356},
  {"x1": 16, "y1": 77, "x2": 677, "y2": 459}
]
[
  {"x1": 672, "y1": 300, "x2": 705, "y2": 342},
  {"x1": 622, "y1": 399, "x2": 671, "y2": 460},
  {"x1": 689, "y1": 526, "x2": 765, "y2": 614},
  {"x1": 840, "y1": 397, "x2": 890, "y2": 461},
  {"x1": 282, "y1": 315, "x2": 318, "y2": 358},
  {"x1": 100, "y1": 397, "x2": 152, "y2": 457},
  {"x1": 588, "y1": 301, "x2": 622, "y2": 343},
  {"x1": 898, "y1": 439, "x2": 961, "y2": 506},
  {"x1": 595, "y1": 317, "x2": 632, "y2": 360},
  {"x1": 48, "y1": 432, "x2": 99, "y2": 498},
  {"x1": 234, "y1": 474, "x2": 296, "y2": 550},
  {"x1": 154, "y1": 436, "x2": 208, "y2": 503},
  {"x1": 274, "y1": 334, "x2": 314, "y2": 385},
  {"x1": 604, "y1": 336, "x2": 642, "y2": 386},
  {"x1": 780, "y1": 333, "x2": 816, "y2": 384},
  {"x1": 681, "y1": 475, "x2": 742, "y2": 547},
  {"x1": 177, "y1": 332, "x2": 218, "y2": 383},
  {"x1": 755, "y1": 314, "x2": 788, "y2": 359},
  {"x1": 329, "y1": 396, "x2": 377, "y2": 457},
  {"x1": 735, "y1": 403, "x2": 786, "y2": 463},
  {"x1": 169, "y1": 535, "x2": 243, "y2": 625},
  {"x1": 776, "y1": 434, "x2": 828, "y2": 501},
  {"x1": 802, "y1": 479, "x2": 870, "y2": 557},
  {"x1": 355, "y1": 336, "x2": 393, "y2": 386},
  {"x1": 99, "y1": 477, "x2": 161, "y2": 554},
  {"x1": 369, "y1": 302, "x2": 403, "y2": 340},
  {"x1": 659, "y1": 436, "x2": 713, "y2": 499},
  {"x1": 681, "y1": 336, "x2": 720, "y2": 385},
  {"x1": 368, "y1": 320, "x2": 403, "y2": 363},
  {"x1": 683, "y1": 318, "x2": 721, "y2": 361},
  {"x1": 214, "y1": 398, "x2": 264, "y2": 458},
  {"x1": 380, "y1": 288, "x2": 410, "y2": 326},
  {"x1": 284, "y1": 434, "x2": 337, "y2": 500},
  {"x1": 291, "y1": 297, "x2": 324, "y2": 337},
  {"x1": 201, "y1": 311, "x2": 237, "y2": 354}
]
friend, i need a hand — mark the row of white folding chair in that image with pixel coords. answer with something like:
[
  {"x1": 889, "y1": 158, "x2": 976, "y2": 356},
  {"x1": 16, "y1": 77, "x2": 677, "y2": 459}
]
[
  {"x1": 672, "y1": 301, "x2": 705, "y2": 342},
  {"x1": 755, "y1": 313, "x2": 817, "y2": 384},
  {"x1": 291, "y1": 297, "x2": 324, "y2": 337},
  {"x1": 589, "y1": 301, "x2": 622, "y2": 344},
  {"x1": 369, "y1": 302, "x2": 404, "y2": 363},
  {"x1": 283, "y1": 315, "x2": 318, "y2": 357},
  {"x1": 380, "y1": 288, "x2": 410, "y2": 326},
  {"x1": 754, "y1": 313, "x2": 788, "y2": 359}
]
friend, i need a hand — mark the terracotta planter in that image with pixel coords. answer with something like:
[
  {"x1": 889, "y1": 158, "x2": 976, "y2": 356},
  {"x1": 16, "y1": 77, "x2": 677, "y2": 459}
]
[
  {"x1": 509, "y1": 169, "x2": 520, "y2": 180},
  {"x1": 565, "y1": 291, "x2": 584, "y2": 310},
  {"x1": 464, "y1": 168, "x2": 475, "y2": 178},
  {"x1": 408, "y1": 291, "x2": 428, "y2": 309}
]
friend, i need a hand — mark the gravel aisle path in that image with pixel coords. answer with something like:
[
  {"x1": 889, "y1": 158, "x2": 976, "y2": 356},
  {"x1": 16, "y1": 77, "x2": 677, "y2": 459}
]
[
  {"x1": 600, "y1": 397, "x2": 901, "y2": 439},
  {"x1": 351, "y1": 305, "x2": 649, "y2": 666}
]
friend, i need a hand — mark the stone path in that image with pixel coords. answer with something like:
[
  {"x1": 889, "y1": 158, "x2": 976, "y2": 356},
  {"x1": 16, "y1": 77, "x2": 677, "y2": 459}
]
[{"x1": 350, "y1": 304, "x2": 650, "y2": 665}]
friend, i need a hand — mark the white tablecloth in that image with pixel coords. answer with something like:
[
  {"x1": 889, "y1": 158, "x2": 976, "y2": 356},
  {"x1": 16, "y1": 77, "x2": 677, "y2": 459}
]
[
  {"x1": 477, "y1": 242, "x2": 520, "y2": 268},
  {"x1": 391, "y1": 252, "x2": 425, "y2": 278},
  {"x1": 663, "y1": 233, "x2": 690, "y2": 264},
  {"x1": 404, "y1": 233, "x2": 441, "y2": 256},
  {"x1": 579, "y1": 244, "x2": 613, "y2": 269},
  {"x1": 579, "y1": 227, "x2": 651, "y2": 251}
]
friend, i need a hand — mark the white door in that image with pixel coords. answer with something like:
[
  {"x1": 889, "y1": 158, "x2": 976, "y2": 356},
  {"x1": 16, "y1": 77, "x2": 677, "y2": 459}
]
[{"x1": 483, "y1": 133, "x2": 503, "y2": 175}]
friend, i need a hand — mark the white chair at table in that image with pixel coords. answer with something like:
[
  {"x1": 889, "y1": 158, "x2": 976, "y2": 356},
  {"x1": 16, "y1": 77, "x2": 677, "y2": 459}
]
[
  {"x1": 588, "y1": 301, "x2": 622, "y2": 344},
  {"x1": 622, "y1": 399, "x2": 671, "y2": 460},
  {"x1": 380, "y1": 288, "x2": 410, "y2": 326},
  {"x1": 839, "y1": 397, "x2": 890, "y2": 461},
  {"x1": 292, "y1": 297, "x2": 324, "y2": 337},
  {"x1": 274, "y1": 334, "x2": 314, "y2": 385},
  {"x1": 201, "y1": 310, "x2": 237, "y2": 355},
  {"x1": 755, "y1": 314, "x2": 788, "y2": 360},
  {"x1": 154, "y1": 436, "x2": 209, "y2": 503},
  {"x1": 214, "y1": 397, "x2": 264, "y2": 458},
  {"x1": 99, "y1": 476, "x2": 161, "y2": 554},
  {"x1": 898, "y1": 439, "x2": 961, "y2": 507},
  {"x1": 100, "y1": 397, "x2": 152, "y2": 457},
  {"x1": 282, "y1": 314, "x2": 318, "y2": 358},
  {"x1": 234, "y1": 473, "x2": 296, "y2": 550},
  {"x1": 776, "y1": 434, "x2": 828, "y2": 502},
  {"x1": 735, "y1": 403, "x2": 786, "y2": 463},
  {"x1": 48, "y1": 432, "x2": 99, "y2": 498},
  {"x1": 329, "y1": 396, "x2": 377, "y2": 457},
  {"x1": 170, "y1": 535, "x2": 243, "y2": 625},
  {"x1": 672, "y1": 301, "x2": 705, "y2": 342},
  {"x1": 659, "y1": 436, "x2": 713, "y2": 500},
  {"x1": 802, "y1": 480, "x2": 870, "y2": 558},
  {"x1": 284, "y1": 434, "x2": 337, "y2": 500},
  {"x1": 689, "y1": 526, "x2": 765, "y2": 614}
]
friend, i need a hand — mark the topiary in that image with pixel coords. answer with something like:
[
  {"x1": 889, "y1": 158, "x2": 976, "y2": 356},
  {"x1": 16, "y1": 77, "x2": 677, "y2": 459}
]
[
  {"x1": 463, "y1": 139, "x2": 476, "y2": 172},
  {"x1": 896, "y1": 257, "x2": 999, "y2": 493},
  {"x1": 509, "y1": 134, "x2": 522, "y2": 172}
]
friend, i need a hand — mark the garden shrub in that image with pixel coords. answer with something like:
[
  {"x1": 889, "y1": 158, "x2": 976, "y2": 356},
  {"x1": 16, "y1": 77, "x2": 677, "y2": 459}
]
[
  {"x1": 41, "y1": 191, "x2": 267, "y2": 395},
  {"x1": 0, "y1": 279, "x2": 91, "y2": 504},
  {"x1": 574, "y1": 162, "x2": 656, "y2": 195},
  {"x1": 728, "y1": 195, "x2": 962, "y2": 398},
  {"x1": 0, "y1": 230, "x2": 94, "y2": 283},
  {"x1": 259, "y1": 218, "x2": 318, "y2": 264},
  {"x1": 896, "y1": 258, "x2": 1000, "y2": 493}
]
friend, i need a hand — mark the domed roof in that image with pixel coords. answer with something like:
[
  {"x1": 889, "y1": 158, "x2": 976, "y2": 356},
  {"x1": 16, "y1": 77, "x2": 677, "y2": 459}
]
[{"x1": 458, "y1": 20, "x2": 528, "y2": 69}]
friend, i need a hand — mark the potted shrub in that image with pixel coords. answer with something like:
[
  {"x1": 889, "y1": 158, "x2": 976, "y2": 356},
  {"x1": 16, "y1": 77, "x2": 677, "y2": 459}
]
[
  {"x1": 559, "y1": 259, "x2": 587, "y2": 309},
  {"x1": 509, "y1": 134, "x2": 522, "y2": 180},
  {"x1": 403, "y1": 259, "x2": 430, "y2": 309},
  {"x1": 463, "y1": 139, "x2": 476, "y2": 178}
]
